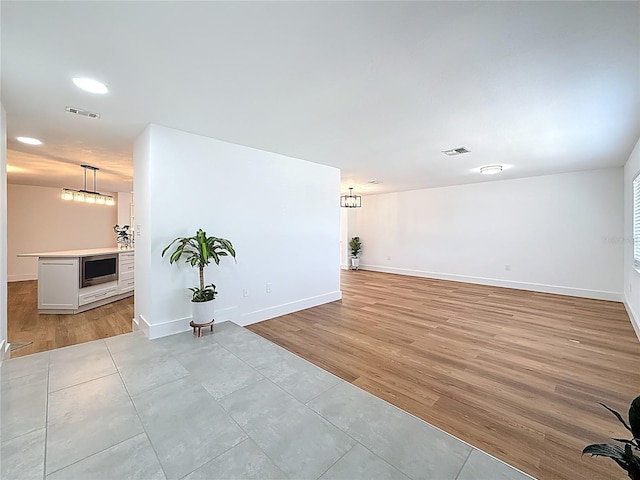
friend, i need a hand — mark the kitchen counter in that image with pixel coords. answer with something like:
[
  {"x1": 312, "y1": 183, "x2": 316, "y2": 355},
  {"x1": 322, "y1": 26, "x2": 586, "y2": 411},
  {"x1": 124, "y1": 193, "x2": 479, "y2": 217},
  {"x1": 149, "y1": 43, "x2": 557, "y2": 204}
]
[
  {"x1": 18, "y1": 247, "x2": 134, "y2": 258},
  {"x1": 17, "y1": 248, "x2": 135, "y2": 314}
]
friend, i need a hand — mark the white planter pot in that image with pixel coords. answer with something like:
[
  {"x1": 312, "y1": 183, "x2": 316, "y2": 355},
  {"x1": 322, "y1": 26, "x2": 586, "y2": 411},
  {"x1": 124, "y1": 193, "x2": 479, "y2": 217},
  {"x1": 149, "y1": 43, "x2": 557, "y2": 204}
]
[
  {"x1": 191, "y1": 299, "x2": 215, "y2": 325},
  {"x1": 350, "y1": 257, "x2": 360, "y2": 269}
]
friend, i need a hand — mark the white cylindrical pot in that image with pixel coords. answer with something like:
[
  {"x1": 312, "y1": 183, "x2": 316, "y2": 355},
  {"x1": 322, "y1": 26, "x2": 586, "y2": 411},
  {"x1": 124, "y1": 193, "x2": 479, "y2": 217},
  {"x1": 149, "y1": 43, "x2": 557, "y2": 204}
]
[
  {"x1": 351, "y1": 257, "x2": 360, "y2": 269},
  {"x1": 191, "y1": 299, "x2": 215, "y2": 325}
]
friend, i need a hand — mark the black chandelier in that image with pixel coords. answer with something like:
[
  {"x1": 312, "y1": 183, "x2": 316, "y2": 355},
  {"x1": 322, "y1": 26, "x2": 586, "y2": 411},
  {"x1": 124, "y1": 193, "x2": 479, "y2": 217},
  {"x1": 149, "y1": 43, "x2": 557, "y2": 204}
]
[{"x1": 340, "y1": 187, "x2": 362, "y2": 208}]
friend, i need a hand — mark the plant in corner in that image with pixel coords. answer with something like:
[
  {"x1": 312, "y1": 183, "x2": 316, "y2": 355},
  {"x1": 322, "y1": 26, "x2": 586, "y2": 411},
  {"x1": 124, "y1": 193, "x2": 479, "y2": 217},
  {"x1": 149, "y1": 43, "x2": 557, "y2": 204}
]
[
  {"x1": 162, "y1": 228, "x2": 236, "y2": 325},
  {"x1": 582, "y1": 395, "x2": 640, "y2": 480},
  {"x1": 349, "y1": 236, "x2": 362, "y2": 270}
]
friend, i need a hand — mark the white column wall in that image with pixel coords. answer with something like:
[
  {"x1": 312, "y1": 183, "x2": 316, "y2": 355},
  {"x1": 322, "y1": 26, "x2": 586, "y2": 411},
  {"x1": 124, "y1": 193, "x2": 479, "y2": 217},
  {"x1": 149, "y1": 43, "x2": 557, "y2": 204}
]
[
  {"x1": 624, "y1": 138, "x2": 640, "y2": 339},
  {"x1": 1, "y1": 104, "x2": 8, "y2": 359},
  {"x1": 134, "y1": 124, "x2": 341, "y2": 338},
  {"x1": 350, "y1": 168, "x2": 624, "y2": 300}
]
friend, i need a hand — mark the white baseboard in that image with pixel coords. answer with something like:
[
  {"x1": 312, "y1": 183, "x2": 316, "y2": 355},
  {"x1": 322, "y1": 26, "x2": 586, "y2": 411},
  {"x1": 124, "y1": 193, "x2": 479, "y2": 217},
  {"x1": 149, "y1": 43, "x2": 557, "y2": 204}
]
[
  {"x1": 624, "y1": 300, "x2": 640, "y2": 342},
  {"x1": 0, "y1": 339, "x2": 9, "y2": 362},
  {"x1": 139, "y1": 306, "x2": 238, "y2": 340},
  {"x1": 359, "y1": 264, "x2": 623, "y2": 302},
  {"x1": 8, "y1": 273, "x2": 37, "y2": 282},
  {"x1": 238, "y1": 291, "x2": 342, "y2": 327}
]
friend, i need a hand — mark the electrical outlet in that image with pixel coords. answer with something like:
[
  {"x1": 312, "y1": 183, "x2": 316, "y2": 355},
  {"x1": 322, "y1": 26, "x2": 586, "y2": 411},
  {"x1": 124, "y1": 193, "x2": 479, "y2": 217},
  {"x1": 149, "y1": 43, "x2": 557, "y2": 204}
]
[
  {"x1": 243, "y1": 289, "x2": 249, "y2": 297},
  {"x1": 387, "y1": 256, "x2": 391, "y2": 261},
  {"x1": 266, "y1": 283, "x2": 272, "y2": 293},
  {"x1": 505, "y1": 264, "x2": 511, "y2": 271}
]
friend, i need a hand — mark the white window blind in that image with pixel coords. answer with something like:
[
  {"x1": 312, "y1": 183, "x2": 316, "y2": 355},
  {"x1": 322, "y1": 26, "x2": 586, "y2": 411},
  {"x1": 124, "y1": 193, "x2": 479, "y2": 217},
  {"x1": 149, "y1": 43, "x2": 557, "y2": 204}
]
[{"x1": 634, "y1": 173, "x2": 640, "y2": 269}]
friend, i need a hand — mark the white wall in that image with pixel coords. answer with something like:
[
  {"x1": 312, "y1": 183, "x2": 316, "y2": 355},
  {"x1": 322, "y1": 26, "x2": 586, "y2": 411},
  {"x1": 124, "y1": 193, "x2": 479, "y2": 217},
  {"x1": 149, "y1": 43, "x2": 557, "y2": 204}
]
[
  {"x1": 624, "y1": 138, "x2": 640, "y2": 339},
  {"x1": 1, "y1": 104, "x2": 8, "y2": 360},
  {"x1": 134, "y1": 124, "x2": 341, "y2": 339},
  {"x1": 7, "y1": 184, "x2": 117, "y2": 281},
  {"x1": 349, "y1": 168, "x2": 624, "y2": 300}
]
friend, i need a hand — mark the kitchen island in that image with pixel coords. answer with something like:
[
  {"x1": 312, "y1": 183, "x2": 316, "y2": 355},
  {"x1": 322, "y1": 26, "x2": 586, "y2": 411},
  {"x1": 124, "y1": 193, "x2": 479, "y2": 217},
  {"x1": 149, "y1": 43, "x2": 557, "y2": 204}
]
[{"x1": 18, "y1": 247, "x2": 134, "y2": 314}]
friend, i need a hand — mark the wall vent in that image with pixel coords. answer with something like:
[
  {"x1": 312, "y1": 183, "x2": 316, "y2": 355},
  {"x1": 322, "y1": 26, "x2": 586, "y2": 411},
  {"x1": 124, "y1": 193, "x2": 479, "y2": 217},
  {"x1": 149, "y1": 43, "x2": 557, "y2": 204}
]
[
  {"x1": 65, "y1": 106, "x2": 100, "y2": 119},
  {"x1": 442, "y1": 147, "x2": 470, "y2": 156}
]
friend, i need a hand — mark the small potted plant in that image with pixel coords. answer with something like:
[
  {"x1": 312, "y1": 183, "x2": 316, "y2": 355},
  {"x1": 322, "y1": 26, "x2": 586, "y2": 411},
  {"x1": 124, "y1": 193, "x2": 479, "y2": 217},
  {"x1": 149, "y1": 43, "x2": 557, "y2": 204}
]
[
  {"x1": 113, "y1": 224, "x2": 132, "y2": 249},
  {"x1": 162, "y1": 228, "x2": 236, "y2": 326},
  {"x1": 349, "y1": 236, "x2": 362, "y2": 270}
]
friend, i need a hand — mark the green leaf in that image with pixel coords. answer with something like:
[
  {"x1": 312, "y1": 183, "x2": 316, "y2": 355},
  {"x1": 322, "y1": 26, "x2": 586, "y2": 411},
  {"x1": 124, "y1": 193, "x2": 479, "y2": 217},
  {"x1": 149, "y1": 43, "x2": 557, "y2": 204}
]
[
  {"x1": 630, "y1": 396, "x2": 640, "y2": 441},
  {"x1": 601, "y1": 403, "x2": 632, "y2": 433},
  {"x1": 162, "y1": 229, "x2": 236, "y2": 298},
  {"x1": 583, "y1": 443, "x2": 626, "y2": 460}
]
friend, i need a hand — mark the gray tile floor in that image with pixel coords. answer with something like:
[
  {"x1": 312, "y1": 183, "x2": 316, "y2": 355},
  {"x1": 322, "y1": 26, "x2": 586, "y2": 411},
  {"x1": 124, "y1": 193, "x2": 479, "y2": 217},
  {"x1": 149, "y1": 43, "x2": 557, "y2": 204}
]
[{"x1": 1, "y1": 321, "x2": 534, "y2": 480}]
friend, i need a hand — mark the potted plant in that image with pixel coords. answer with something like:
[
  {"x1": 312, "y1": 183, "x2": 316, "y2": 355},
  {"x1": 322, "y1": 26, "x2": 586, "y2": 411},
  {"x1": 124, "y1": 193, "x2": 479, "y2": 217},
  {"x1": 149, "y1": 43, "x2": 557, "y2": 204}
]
[
  {"x1": 162, "y1": 228, "x2": 236, "y2": 325},
  {"x1": 113, "y1": 224, "x2": 132, "y2": 249},
  {"x1": 349, "y1": 236, "x2": 362, "y2": 270},
  {"x1": 582, "y1": 395, "x2": 640, "y2": 479}
]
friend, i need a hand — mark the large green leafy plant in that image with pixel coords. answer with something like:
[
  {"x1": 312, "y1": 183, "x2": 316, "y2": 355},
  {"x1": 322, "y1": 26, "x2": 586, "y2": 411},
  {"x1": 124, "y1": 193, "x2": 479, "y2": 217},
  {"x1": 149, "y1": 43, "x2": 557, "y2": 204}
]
[
  {"x1": 162, "y1": 229, "x2": 236, "y2": 302},
  {"x1": 583, "y1": 395, "x2": 640, "y2": 479}
]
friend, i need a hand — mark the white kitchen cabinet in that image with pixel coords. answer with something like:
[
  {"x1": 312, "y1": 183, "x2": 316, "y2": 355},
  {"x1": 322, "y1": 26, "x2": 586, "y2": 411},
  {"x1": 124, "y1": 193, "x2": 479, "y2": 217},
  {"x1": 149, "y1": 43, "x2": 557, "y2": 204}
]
[
  {"x1": 21, "y1": 248, "x2": 135, "y2": 314},
  {"x1": 38, "y1": 258, "x2": 79, "y2": 310},
  {"x1": 78, "y1": 283, "x2": 117, "y2": 306},
  {"x1": 118, "y1": 252, "x2": 135, "y2": 293}
]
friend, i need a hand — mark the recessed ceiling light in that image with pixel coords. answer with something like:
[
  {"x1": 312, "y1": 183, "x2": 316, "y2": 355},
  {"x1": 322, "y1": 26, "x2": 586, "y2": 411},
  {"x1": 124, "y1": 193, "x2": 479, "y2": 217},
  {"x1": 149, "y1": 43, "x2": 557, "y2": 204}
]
[
  {"x1": 16, "y1": 136, "x2": 42, "y2": 145},
  {"x1": 72, "y1": 77, "x2": 108, "y2": 94},
  {"x1": 480, "y1": 165, "x2": 503, "y2": 175}
]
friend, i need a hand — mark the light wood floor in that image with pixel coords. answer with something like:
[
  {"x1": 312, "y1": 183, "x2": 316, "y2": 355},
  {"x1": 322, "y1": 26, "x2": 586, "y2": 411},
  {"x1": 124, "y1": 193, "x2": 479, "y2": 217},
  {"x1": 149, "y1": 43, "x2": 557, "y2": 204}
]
[
  {"x1": 7, "y1": 280, "x2": 133, "y2": 358},
  {"x1": 248, "y1": 270, "x2": 640, "y2": 480}
]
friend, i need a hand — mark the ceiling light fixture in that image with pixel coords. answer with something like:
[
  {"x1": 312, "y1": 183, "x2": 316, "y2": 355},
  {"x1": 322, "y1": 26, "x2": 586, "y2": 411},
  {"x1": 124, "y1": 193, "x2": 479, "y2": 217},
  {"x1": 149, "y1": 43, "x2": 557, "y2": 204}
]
[
  {"x1": 65, "y1": 106, "x2": 101, "y2": 119},
  {"x1": 340, "y1": 187, "x2": 362, "y2": 208},
  {"x1": 16, "y1": 136, "x2": 42, "y2": 145},
  {"x1": 73, "y1": 77, "x2": 109, "y2": 95},
  {"x1": 61, "y1": 164, "x2": 115, "y2": 206},
  {"x1": 72, "y1": 77, "x2": 108, "y2": 94},
  {"x1": 479, "y1": 165, "x2": 504, "y2": 175},
  {"x1": 442, "y1": 147, "x2": 470, "y2": 156}
]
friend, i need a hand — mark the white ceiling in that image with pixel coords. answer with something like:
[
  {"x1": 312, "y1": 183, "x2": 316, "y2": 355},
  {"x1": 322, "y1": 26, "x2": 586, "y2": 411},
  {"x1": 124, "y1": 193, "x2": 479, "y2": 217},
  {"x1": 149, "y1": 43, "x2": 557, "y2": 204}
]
[{"x1": 2, "y1": 1, "x2": 639, "y2": 195}]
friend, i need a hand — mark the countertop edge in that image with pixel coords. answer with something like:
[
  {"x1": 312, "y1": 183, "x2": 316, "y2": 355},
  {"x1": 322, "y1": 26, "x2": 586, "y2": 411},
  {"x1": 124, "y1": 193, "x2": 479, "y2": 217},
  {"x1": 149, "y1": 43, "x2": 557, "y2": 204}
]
[{"x1": 18, "y1": 247, "x2": 135, "y2": 258}]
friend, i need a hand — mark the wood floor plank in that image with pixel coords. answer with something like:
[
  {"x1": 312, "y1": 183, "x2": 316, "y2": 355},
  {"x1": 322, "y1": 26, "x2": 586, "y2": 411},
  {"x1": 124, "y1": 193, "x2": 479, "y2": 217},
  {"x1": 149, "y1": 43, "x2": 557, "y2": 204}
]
[
  {"x1": 7, "y1": 280, "x2": 132, "y2": 358},
  {"x1": 248, "y1": 270, "x2": 640, "y2": 480}
]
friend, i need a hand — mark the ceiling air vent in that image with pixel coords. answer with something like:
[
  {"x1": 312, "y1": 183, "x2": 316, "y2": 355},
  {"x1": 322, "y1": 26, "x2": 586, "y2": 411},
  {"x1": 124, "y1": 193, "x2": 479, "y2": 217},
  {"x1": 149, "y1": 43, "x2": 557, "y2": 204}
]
[
  {"x1": 442, "y1": 147, "x2": 470, "y2": 156},
  {"x1": 65, "y1": 106, "x2": 100, "y2": 119}
]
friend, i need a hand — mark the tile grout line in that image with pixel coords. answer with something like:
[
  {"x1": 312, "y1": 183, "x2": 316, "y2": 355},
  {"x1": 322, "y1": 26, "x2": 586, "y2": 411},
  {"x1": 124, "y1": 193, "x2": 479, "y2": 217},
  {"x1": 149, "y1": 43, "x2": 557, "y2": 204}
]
[
  {"x1": 105, "y1": 338, "x2": 170, "y2": 480},
  {"x1": 453, "y1": 447, "x2": 474, "y2": 480},
  {"x1": 43, "y1": 433, "x2": 143, "y2": 477},
  {"x1": 312, "y1": 443, "x2": 356, "y2": 480}
]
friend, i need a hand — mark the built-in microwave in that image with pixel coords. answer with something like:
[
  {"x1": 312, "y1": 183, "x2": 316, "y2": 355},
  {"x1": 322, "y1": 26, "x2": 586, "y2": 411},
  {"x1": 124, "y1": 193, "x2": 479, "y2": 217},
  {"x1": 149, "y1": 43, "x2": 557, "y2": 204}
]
[{"x1": 81, "y1": 254, "x2": 118, "y2": 288}]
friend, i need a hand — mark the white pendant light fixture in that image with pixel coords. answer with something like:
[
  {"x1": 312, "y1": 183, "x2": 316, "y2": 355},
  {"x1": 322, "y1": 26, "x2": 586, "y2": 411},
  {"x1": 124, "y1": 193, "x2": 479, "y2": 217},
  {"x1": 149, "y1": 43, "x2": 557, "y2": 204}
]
[
  {"x1": 340, "y1": 187, "x2": 362, "y2": 208},
  {"x1": 479, "y1": 165, "x2": 504, "y2": 175},
  {"x1": 61, "y1": 164, "x2": 115, "y2": 206}
]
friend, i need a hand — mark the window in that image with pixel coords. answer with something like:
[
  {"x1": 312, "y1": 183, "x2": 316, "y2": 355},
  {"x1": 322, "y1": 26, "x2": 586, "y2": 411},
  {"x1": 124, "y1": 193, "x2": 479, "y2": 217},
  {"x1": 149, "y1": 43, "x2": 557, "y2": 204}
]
[{"x1": 634, "y1": 172, "x2": 640, "y2": 269}]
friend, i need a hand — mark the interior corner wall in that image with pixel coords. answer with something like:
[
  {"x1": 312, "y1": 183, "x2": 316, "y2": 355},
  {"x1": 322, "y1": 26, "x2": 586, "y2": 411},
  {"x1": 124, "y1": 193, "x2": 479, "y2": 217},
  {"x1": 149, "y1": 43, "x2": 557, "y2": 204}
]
[
  {"x1": 1, "y1": 104, "x2": 8, "y2": 360},
  {"x1": 6, "y1": 184, "x2": 118, "y2": 281},
  {"x1": 624, "y1": 137, "x2": 640, "y2": 339},
  {"x1": 133, "y1": 124, "x2": 341, "y2": 339},
  {"x1": 349, "y1": 168, "x2": 624, "y2": 301}
]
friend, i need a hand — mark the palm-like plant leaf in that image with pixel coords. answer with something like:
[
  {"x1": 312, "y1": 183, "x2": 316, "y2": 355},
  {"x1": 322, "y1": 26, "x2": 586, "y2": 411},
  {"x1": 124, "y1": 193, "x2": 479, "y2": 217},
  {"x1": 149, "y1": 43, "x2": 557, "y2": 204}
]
[
  {"x1": 584, "y1": 396, "x2": 640, "y2": 480},
  {"x1": 630, "y1": 397, "x2": 640, "y2": 441},
  {"x1": 601, "y1": 402, "x2": 632, "y2": 433},
  {"x1": 162, "y1": 229, "x2": 236, "y2": 299}
]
